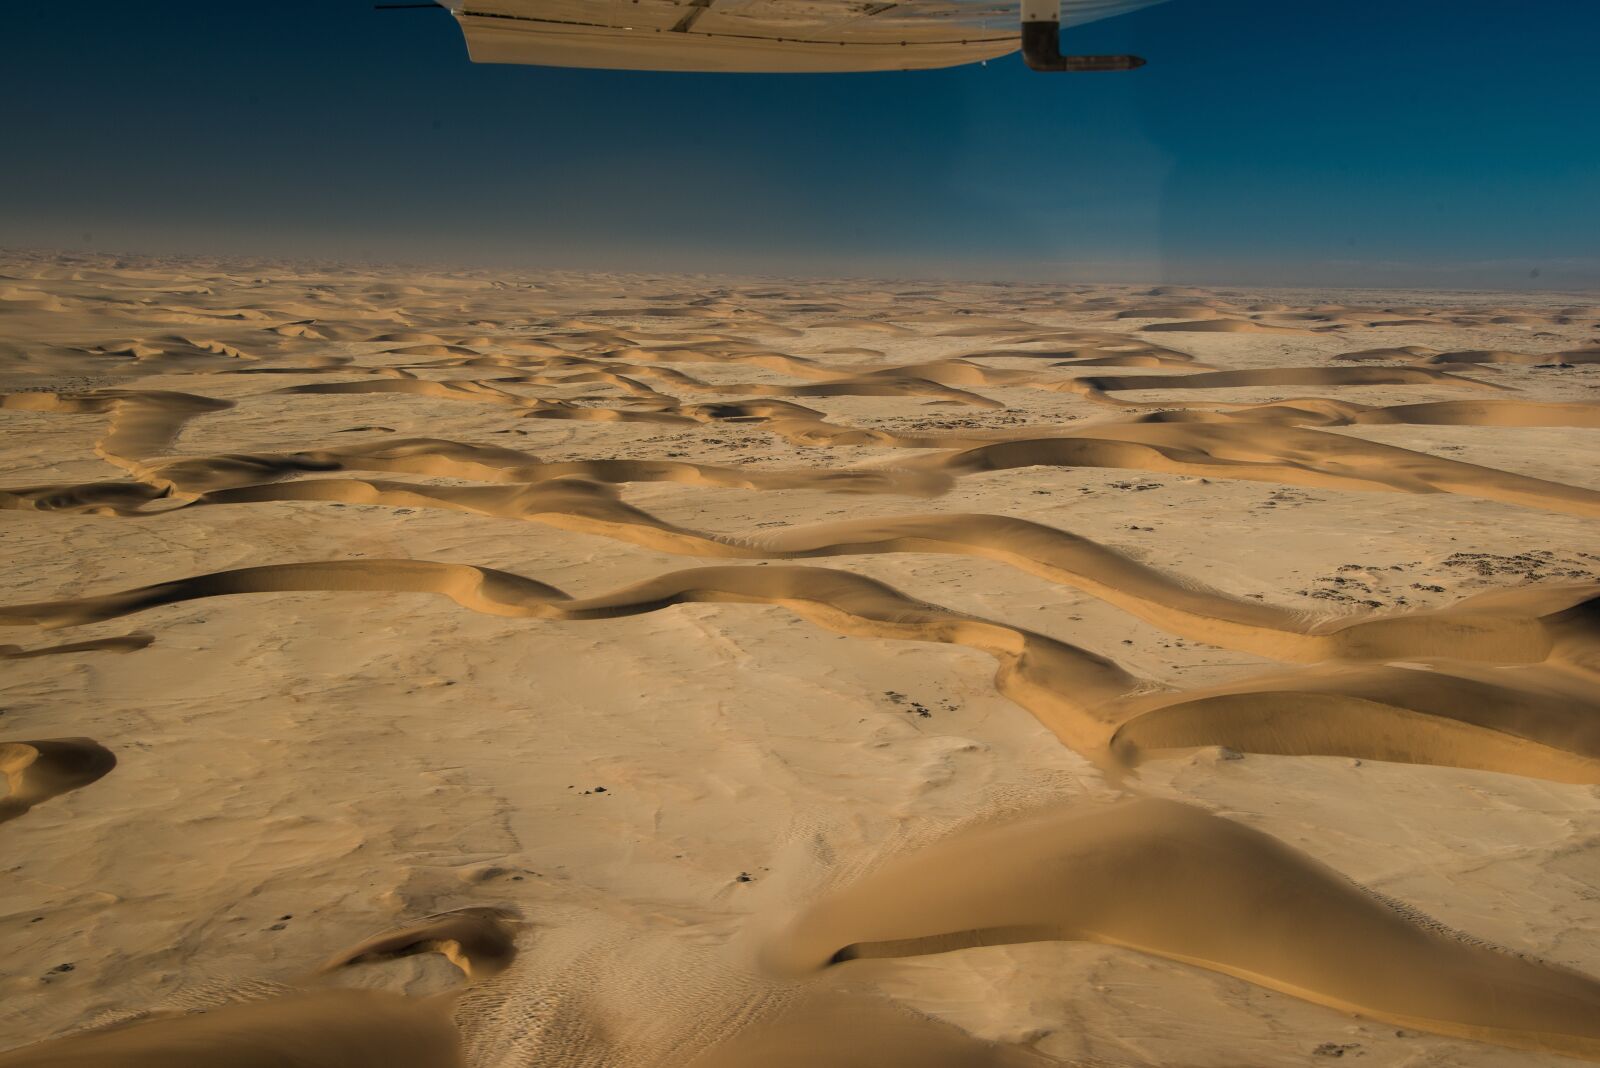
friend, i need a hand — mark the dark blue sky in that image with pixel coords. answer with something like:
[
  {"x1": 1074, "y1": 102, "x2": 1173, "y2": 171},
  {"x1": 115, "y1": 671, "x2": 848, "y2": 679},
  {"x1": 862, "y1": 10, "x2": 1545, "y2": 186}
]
[{"x1": 5, "y1": 1, "x2": 1597, "y2": 287}]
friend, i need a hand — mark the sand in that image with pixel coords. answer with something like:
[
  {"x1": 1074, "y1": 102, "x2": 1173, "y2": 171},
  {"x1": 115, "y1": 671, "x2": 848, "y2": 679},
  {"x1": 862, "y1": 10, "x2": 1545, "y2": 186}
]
[{"x1": 1, "y1": 249, "x2": 1598, "y2": 1065}]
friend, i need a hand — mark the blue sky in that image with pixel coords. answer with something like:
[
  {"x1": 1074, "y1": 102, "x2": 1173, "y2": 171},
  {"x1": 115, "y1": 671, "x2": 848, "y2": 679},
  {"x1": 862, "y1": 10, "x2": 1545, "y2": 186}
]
[{"x1": 4, "y1": 0, "x2": 1597, "y2": 287}]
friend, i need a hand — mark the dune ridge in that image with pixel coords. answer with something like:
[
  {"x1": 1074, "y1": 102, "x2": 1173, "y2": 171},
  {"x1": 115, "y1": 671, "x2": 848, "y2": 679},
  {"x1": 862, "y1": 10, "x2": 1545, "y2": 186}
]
[
  {"x1": 0, "y1": 558, "x2": 1142, "y2": 759},
  {"x1": 1072, "y1": 363, "x2": 1501, "y2": 400},
  {"x1": 158, "y1": 437, "x2": 954, "y2": 498},
  {"x1": 0, "y1": 990, "x2": 464, "y2": 1068},
  {"x1": 1111, "y1": 653, "x2": 1600, "y2": 783},
  {"x1": 4, "y1": 559, "x2": 1597, "y2": 782},
  {"x1": 13, "y1": 472, "x2": 1585, "y2": 667},
  {"x1": 320, "y1": 908, "x2": 520, "y2": 980},
  {"x1": 0, "y1": 738, "x2": 116, "y2": 823},
  {"x1": 932, "y1": 422, "x2": 1600, "y2": 517},
  {"x1": 12, "y1": 402, "x2": 1600, "y2": 523},
  {"x1": 247, "y1": 344, "x2": 1599, "y2": 444},
  {"x1": 0, "y1": 633, "x2": 153, "y2": 658},
  {"x1": 767, "y1": 799, "x2": 1600, "y2": 1060},
  {"x1": 0, "y1": 389, "x2": 233, "y2": 481},
  {"x1": 8, "y1": 330, "x2": 1600, "y2": 523},
  {"x1": 1327, "y1": 346, "x2": 1600, "y2": 367},
  {"x1": 0, "y1": 906, "x2": 523, "y2": 1068},
  {"x1": 1131, "y1": 396, "x2": 1600, "y2": 429}
]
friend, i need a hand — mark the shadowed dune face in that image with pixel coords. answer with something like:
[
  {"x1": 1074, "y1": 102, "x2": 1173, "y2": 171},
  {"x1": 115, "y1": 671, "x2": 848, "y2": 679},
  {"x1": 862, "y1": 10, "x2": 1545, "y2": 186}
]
[
  {"x1": 0, "y1": 389, "x2": 232, "y2": 484},
  {"x1": 1331, "y1": 345, "x2": 1600, "y2": 367},
  {"x1": 0, "y1": 634, "x2": 153, "y2": 658},
  {"x1": 0, "y1": 559, "x2": 1138, "y2": 761},
  {"x1": 2, "y1": 257, "x2": 1599, "y2": 1066},
  {"x1": 321, "y1": 908, "x2": 520, "y2": 980},
  {"x1": 0, "y1": 909, "x2": 519, "y2": 1068},
  {"x1": 137, "y1": 437, "x2": 956, "y2": 498},
  {"x1": 930, "y1": 422, "x2": 1600, "y2": 517},
  {"x1": 1110, "y1": 660, "x2": 1600, "y2": 784},
  {"x1": 13, "y1": 473, "x2": 1588, "y2": 666},
  {"x1": 767, "y1": 800, "x2": 1600, "y2": 1060},
  {"x1": 0, "y1": 738, "x2": 116, "y2": 823},
  {"x1": 3, "y1": 561, "x2": 1598, "y2": 783},
  {"x1": 1130, "y1": 397, "x2": 1600, "y2": 429},
  {"x1": 1141, "y1": 318, "x2": 1314, "y2": 334},
  {"x1": 0, "y1": 990, "x2": 464, "y2": 1068},
  {"x1": 1073, "y1": 364, "x2": 1502, "y2": 397},
  {"x1": 10, "y1": 385, "x2": 1600, "y2": 511},
  {"x1": 1429, "y1": 348, "x2": 1600, "y2": 366}
]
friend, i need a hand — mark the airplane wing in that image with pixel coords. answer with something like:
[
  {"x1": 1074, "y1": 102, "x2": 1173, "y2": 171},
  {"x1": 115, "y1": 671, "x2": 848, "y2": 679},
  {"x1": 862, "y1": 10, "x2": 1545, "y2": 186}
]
[{"x1": 429, "y1": 0, "x2": 1168, "y2": 73}]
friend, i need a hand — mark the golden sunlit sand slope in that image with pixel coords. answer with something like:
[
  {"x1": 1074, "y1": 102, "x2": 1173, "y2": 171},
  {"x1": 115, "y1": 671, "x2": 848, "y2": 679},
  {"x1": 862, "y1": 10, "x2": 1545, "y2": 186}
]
[{"x1": 1, "y1": 250, "x2": 1598, "y2": 1066}]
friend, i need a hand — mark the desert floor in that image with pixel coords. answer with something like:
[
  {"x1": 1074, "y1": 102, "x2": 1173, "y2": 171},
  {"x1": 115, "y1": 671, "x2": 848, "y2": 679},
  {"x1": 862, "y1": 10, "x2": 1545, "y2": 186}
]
[{"x1": 1, "y1": 251, "x2": 1598, "y2": 1066}]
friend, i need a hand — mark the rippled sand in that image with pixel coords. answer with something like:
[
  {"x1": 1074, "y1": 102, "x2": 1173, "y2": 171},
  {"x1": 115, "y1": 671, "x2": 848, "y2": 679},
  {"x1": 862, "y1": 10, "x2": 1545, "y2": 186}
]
[{"x1": 2, "y1": 250, "x2": 1598, "y2": 1066}]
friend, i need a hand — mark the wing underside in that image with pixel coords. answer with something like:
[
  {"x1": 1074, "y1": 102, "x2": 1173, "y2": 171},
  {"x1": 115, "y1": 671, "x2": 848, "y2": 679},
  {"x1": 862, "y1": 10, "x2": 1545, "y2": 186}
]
[{"x1": 440, "y1": 0, "x2": 1165, "y2": 73}]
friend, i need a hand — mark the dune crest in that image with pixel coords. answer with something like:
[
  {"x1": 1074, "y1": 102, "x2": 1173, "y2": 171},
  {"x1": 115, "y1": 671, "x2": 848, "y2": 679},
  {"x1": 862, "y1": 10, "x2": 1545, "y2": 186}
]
[
  {"x1": 0, "y1": 992, "x2": 463, "y2": 1068},
  {"x1": 768, "y1": 798, "x2": 1600, "y2": 1060},
  {"x1": 0, "y1": 907, "x2": 522, "y2": 1066},
  {"x1": 0, "y1": 738, "x2": 116, "y2": 823},
  {"x1": 120, "y1": 482, "x2": 1600, "y2": 665},
  {"x1": 933, "y1": 422, "x2": 1600, "y2": 517},
  {"x1": 321, "y1": 908, "x2": 520, "y2": 979},
  {"x1": 4, "y1": 560, "x2": 1598, "y2": 781},
  {"x1": 0, "y1": 633, "x2": 153, "y2": 658}
]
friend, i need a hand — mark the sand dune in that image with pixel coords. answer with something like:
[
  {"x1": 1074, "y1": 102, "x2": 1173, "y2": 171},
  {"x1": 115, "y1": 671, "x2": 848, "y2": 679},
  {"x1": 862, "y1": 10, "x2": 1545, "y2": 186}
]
[
  {"x1": 768, "y1": 799, "x2": 1600, "y2": 1059},
  {"x1": 1134, "y1": 397, "x2": 1600, "y2": 429},
  {"x1": 223, "y1": 355, "x2": 360, "y2": 374},
  {"x1": 1333, "y1": 345, "x2": 1600, "y2": 367},
  {"x1": 1141, "y1": 318, "x2": 1313, "y2": 334},
  {"x1": 1073, "y1": 364, "x2": 1499, "y2": 396},
  {"x1": 28, "y1": 477, "x2": 1583, "y2": 667},
  {"x1": 0, "y1": 558, "x2": 1145, "y2": 760},
  {"x1": 281, "y1": 362, "x2": 1001, "y2": 409},
  {"x1": 959, "y1": 346, "x2": 1201, "y2": 368},
  {"x1": 0, "y1": 286, "x2": 70, "y2": 314},
  {"x1": 1112, "y1": 304, "x2": 1222, "y2": 319},
  {"x1": 0, "y1": 738, "x2": 116, "y2": 823},
  {"x1": 18, "y1": 390, "x2": 1598, "y2": 519},
  {"x1": 0, "y1": 634, "x2": 153, "y2": 658},
  {"x1": 148, "y1": 436, "x2": 952, "y2": 497},
  {"x1": 276, "y1": 378, "x2": 545, "y2": 407},
  {"x1": 0, "y1": 390, "x2": 233, "y2": 473},
  {"x1": 1112, "y1": 658, "x2": 1600, "y2": 783},
  {"x1": 5, "y1": 557, "x2": 1597, "y2": 781},
  {"x1": 1342, "y1": 399, "x2": 1600, "y2": 428},
  {"x1": 278, "y1": 376, "x2": 694, "y2": 426},
  {"x1": 1, "y1": 480, "x2": 172, "y2": 515},
  {"x1": 3, "y1": 257, "x2": 1598, "y2": 1066},
  {"x1": 0, "y1": 991, "x2": 463, "y2": 1068},
  {"x1": 1429, "y1": 348, "x2": 1600, "y2": 366},
  {"x1": 1333, "y1": 344, "x2": 1439, "y2": 361},
  {"x1": 321, "y1": 908, "x2": 520, "y2": 980},
  {"x1": 932, "y1": 422, "x2": 1600, "y2": 517},
  {"x1": 0, "y1": 853, "x2": 515, "y2": 1067}
]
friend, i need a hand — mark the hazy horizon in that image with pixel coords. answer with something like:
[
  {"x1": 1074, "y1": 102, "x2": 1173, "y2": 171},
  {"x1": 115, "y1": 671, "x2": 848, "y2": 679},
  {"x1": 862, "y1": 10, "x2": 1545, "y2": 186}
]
[
  {"x1": 6, "y1": 0, "x2": 1598, "y2": 289},
  {"x1": 10, "y1": 243, "x2": 1597, "y2": 298}
]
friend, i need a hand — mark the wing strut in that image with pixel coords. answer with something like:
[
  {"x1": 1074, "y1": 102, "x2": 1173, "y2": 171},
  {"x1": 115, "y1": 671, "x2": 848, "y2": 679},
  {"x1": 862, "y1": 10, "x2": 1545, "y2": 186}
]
[{"x1": 1019, "y1": 0, "x2": 1144, "y2": 72}]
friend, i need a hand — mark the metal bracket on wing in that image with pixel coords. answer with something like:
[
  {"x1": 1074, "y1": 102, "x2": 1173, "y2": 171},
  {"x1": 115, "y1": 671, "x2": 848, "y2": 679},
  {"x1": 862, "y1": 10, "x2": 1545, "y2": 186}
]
[{"x1": 1019, "y1": 0, "x2": 1144, "y2": 71}]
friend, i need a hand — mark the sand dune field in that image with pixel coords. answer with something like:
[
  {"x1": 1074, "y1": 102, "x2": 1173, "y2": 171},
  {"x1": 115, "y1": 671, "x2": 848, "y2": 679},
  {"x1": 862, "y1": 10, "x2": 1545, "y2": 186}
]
[{"x1": 1, "y1": 250, "x2": 1598, "y2": 1065}]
